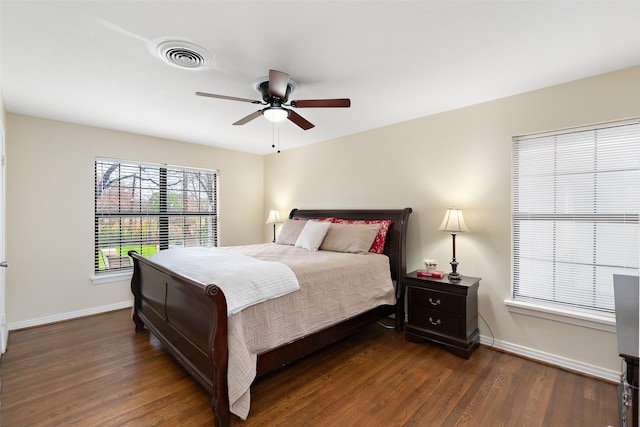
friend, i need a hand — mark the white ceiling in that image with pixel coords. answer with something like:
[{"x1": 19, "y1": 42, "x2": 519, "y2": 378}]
[{"x1": 1, "y1": 1, "x2": 639, "y2": 155}]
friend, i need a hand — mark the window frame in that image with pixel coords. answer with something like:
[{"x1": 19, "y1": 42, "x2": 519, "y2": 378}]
[
  {"x1": 508, "y1": 119, "x2": 639, "y2": 328},
  {"x1": 93, "y1": 158, "x2": 218, "y2": 280}
]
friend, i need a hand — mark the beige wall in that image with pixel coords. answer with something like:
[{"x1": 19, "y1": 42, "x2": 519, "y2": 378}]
[
  {"x1": 6, "y1": 114, "x2": 264, "y2": 325},
  {"x1": 264, "y1": 66, "x2": 640, "y2": 377}
]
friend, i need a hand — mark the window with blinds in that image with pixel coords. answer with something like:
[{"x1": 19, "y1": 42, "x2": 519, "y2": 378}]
[
  {"x1": 94, "y1": 158, "x2": 218, "y2": 274},
  {"x1": 513, "y1": 119, "x2": 639, "y2": 315}
]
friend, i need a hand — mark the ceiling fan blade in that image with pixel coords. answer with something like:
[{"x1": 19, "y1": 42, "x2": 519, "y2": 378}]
[
  {"x1": 269, "y1": 69, "x2": 289, "y2": 99},
  {"x1": 233, "y1": 110, "x2": 264, "y2": 126},
  {"x1": 196, "y1": 92, "x2": 262, "y2": 104},
  {"x1": 291, "y1": 98, "x2": 351, "y2": 108},
  {"x1": 287, "y1": 110, "x2": 315, "y2": 130}
]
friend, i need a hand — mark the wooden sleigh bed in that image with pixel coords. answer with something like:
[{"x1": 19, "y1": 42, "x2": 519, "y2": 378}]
[{"x1": 129, "y1": 208, "x2": 412, "y2": 426}]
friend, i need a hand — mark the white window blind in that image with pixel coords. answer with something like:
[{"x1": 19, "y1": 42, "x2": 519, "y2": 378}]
[
  {"x1": 513, "y1": 119, "x2": 639, "y2": 315},
  {"x1": 94, "y1": 158, "x2": 218, "y2": 274}
]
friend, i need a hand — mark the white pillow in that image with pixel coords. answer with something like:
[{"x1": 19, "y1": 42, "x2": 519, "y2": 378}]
[{"x1": 295, "y1": 220, "x2": 331, "y2": 251}]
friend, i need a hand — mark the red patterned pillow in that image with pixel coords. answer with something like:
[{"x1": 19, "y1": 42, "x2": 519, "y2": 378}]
[{"x1": 331, "y1": 219, "x2": 392, "y2": 254}]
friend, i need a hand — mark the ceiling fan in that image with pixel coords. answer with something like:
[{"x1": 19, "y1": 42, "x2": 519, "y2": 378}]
[{"x1": 196, "y1": 69, "x2": 350, "y2": 130}]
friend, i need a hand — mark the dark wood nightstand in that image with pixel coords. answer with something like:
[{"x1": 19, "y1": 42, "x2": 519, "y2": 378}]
[{"x1": 404, "y1": 271, "x2": 480, "y2": 359}]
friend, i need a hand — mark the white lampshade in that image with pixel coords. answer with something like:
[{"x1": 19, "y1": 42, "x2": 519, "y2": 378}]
[
  {"x1": 265, "y1": 210, "x2": 282, "y2": 224},
  {"x1": 438, "y1": 208, "x2": 469, "y2": 233},
  {"x1": 263, "y1": 107, "x2": 289, "y2": 123}
]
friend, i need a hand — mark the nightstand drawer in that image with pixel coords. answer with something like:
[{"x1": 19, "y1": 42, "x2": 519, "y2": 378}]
[
  {"x1": 407, "y1": 306, "x2": 461, "y2": 337},
  {"x1": 407, "y1": 287, "x2": 462, "y2": 314}
]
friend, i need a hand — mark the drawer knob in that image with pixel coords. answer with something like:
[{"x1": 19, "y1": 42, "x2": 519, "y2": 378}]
[
  {"x1": 428, "y1": 297, "x2": 441, "y2": 306},
  {"x1": 428, "y1": 316, "x2": 441, "y2": 326}
]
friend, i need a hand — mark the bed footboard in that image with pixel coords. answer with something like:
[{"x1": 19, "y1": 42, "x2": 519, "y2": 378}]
[{"x1": 129, "y1": 250, "x2": 230, "y2": 427}]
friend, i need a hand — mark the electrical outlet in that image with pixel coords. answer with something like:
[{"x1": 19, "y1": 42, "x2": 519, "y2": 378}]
[{"x1": 0, "y1": 314, "x2": 5, "y2": 327}]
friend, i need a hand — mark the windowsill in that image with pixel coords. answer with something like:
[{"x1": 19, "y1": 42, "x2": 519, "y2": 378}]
[
  {"x1": 504, "y1": 299, "x2": 616, "y2": 333},
  {"x1": 91, "y1": 270, "x2": 133, "y2": 285}
]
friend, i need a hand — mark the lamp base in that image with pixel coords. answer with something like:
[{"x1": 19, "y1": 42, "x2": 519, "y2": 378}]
[{"x1": 448, "y1": 258, "x2": 461, "y2": 280}]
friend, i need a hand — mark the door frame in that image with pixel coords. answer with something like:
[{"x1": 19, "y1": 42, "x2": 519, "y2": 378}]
[{"x1": 0, "y1": 120, "x2": 6, "y2": 354}]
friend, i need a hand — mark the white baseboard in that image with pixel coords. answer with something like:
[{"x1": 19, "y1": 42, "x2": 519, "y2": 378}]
[
  {"x1": 7, "y1": 300, "x2": 133, "y2": 331},
  {"x1": 479, "y1": 334, "x2": 621, "y2": 383}
]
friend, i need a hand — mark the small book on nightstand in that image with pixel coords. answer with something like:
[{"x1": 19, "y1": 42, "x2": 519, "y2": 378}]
[{"x1": 416, "y1": 270, "x2": 445, "y2": 278}]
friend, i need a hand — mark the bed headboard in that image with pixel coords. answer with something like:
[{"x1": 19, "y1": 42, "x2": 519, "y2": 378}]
[{"x1": 289, "y1": 208, "x2": 413, "y2": 284}]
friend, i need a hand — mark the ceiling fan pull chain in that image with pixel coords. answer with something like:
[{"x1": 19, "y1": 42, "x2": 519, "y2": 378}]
[
  {"x1": 271, "y1": 122, "x2": 281, "y2": 153},
  {"x1": 272, "y1": 120, "x2": 276, "y2": 149}
]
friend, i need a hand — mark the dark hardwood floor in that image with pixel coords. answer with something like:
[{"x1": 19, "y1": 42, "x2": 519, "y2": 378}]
[{"x1": 0, "y1": 309, "x2": 619, "y2": 426}]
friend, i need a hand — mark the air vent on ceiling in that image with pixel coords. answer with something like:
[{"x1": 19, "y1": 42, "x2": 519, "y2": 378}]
[{"x1": 154, "y1": 40, "x2": 212, "y2": 71}]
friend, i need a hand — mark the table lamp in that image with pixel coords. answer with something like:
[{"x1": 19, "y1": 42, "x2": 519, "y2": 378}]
[
  {"x1": 438, "y1": 207, "x2": 469, "y2": 280},
  {"x1": 266, "y1": 210, "x2": 282, "y2": 243}
]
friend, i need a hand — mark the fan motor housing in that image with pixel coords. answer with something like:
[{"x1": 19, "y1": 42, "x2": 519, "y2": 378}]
[{"x1": 257, "y1": 81, "x2": 295, "y2": 104}]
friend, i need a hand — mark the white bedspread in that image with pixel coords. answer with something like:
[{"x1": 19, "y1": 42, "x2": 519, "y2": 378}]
[
  {"x1": 148, "y1": 246, "x2": 300, "y2": 315},
  {"x1": 219, "y1": 243, "x2": 396, "y2": 419}
]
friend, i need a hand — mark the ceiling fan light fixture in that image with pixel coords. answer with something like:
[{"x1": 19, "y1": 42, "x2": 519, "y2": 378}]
[{"x1": 263, "y1": 107, "x2": 289, "y2": 123}]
